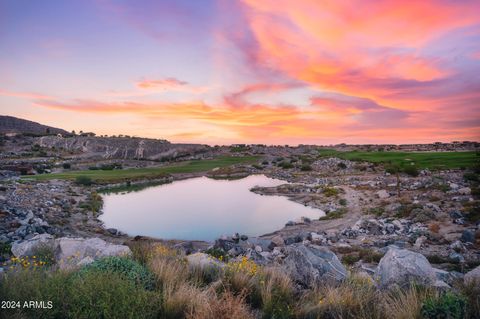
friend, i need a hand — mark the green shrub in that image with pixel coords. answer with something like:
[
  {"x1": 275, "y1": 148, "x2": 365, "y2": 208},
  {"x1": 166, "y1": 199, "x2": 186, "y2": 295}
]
[
  {"x1": 319, "y1": 208, "x2": 348, "y2": 220},
  {"x1": 301, "y1": 164, "x2": 312, "y2": 171},
  {"x1": 62, "y1": 163, "x2": 71, "y2": 169},
  {"x1": 79, "y1": 256, "x2": 155, "y2": 290},
  {"x1": 0, "y1": 241, "x2": 11, "y2": 255},
  {"x1": 421, "y1": 292, "x2": 466, "y2": 319},
  {"x1": 278, "y1": 161, "x2": 294, "y2": 169},
  {"x1": 205, "y1": 247, "x2": 229, "y2": 262},
  {"x1": 339, "y1": 198, "x2": 347, "y2": 206},
  {"x1": 403, "y1": 165, "x2": 419, "y2": 177},
  {"x1": 30, "y1": 243, "x2": 56, "y2": 266},
  {"x1": 322, "y1": 187, "x2": 339, "y2": 197},
  {"x1": 75, "y1": 175, "x2": 93, "y2": 186},
  {"x1": 337, "y1": 162, "x2": 347, "y2": 169},
  {"x1": 464, "y1": 172, "x2": 479, "y2": 182}
]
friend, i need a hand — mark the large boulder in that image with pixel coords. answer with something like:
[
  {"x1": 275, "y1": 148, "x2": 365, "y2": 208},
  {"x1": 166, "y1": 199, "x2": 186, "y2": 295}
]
[
  {"x1": 375, "y1": 246, "x2": 448, "y2": 289},
  {"x1": 12, "y1": 235, "x2": 131, "y2": 269},
  {"x1": 186, "y1": 253, "x2": 224, "y2": 269},
  {"x1": 464, "y1": 265, "x2": 480, "y2": 285},
  {"x1": 11, "y1": 234, "x2": 55, "y2": 257},
  {"x1": 55, "y1": 237, "x2": 131, "y2": 269},
  {"x1": 281, "y1": 244, "x2": 347, "y2": 288}
]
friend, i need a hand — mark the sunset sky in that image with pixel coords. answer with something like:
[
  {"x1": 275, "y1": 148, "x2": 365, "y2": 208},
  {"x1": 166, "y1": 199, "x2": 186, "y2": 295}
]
[{"x1": 1, "y1": 0, "x2": 479, "y2": 145}]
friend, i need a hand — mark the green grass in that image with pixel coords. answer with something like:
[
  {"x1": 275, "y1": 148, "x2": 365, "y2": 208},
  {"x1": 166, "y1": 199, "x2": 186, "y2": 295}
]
[
  {"x1": 23, "y1": 156, "x2": 259, "y2": 183},
  {"x1": 320, "y1": 150, "x2": 478, "y2": 169}
]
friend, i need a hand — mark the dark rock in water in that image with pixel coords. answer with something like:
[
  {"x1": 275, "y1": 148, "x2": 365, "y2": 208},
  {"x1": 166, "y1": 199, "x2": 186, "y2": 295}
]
[
  {"x1": 240, "y1": 235, "x2": 248, "y2": 241},
  {"x1": 460, "y1": 230, "x2": 475, "y2": 243},
  {"x1": 281, "y1": 244, "x2": 347, "y2": 288},
  {"x1": 107, "y1": 228, "x2": 118, "y2": 235}
]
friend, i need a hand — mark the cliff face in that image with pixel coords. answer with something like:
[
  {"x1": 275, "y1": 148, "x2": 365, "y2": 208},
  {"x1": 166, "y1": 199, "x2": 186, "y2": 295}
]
[
  {"x1": 0, "y1": 116, "x2": 68, "y2": 135},
  {"x1": 37, "y1": 135, "x2": 209, "y2": 160}
]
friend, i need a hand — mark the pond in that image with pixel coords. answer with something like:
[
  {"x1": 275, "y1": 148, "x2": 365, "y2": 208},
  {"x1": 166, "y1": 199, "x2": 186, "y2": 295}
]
[{"x1": 100, "y1": 175, "x2": 324, "y2": 241}]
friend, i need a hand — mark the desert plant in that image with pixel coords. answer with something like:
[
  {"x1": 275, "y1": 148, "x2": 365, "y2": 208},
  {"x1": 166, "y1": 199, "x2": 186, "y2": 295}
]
[
  {"x1": 403, "y1": 165, "x2": 419, "y2": 177},
  {"x1": 301, "y1": 164, "x2": 312, "y2": 171},
  {"x1": 421, "y1": 292, "x2": 466, "y2": 319},
  {"x1": 80, "y1": 256, "x2": 155, "y2": 290},
  {"x1": 75, "y1": 175, "x2": 93, "y2": 186}
]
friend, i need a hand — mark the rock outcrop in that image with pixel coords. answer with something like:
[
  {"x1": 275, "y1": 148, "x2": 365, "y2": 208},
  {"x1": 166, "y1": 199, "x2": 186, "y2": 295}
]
[
  {"x1": 281, "y1": 244, "x2": 347, "y2": 288},
  {"x1": 464, "y1": 265, "x2": 480, "y2": 284},
  {"x1": 375, "y1": 246, "x2": 449, "y2": 289},
  {"x1": 12, "y1": 234, "x2": 131, "y2": 269}
]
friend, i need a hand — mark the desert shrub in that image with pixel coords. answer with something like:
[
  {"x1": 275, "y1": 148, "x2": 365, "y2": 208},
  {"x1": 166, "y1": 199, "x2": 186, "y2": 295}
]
[
  {"x1": 403, "y1": 165, "x2": 419, "y2": 177},
  {"x1": 383, "y1": 286, "x2": 435, "y2": 319},
  {"x1": 342, "y1": 253, "x2": 361, "y2": 265},
  {"x1": 30, "y1": 243, "x2": 56, "y2": 266},
  {"x1": 464, "y1": 172, "x2": 479, "y2": 182},
  {"x1": 62, "y1": 163, "x2": 71, "y2": 169},
  {"x1": 319, "y1": 208, "x2": 348, "y2": 220},
  {"x1": 459, "y1": 279, "x2": 480, "y2": 319},
  {"x1": 278, "y1": 161, "x2": 294, "y2": 169},
  {"x1": 0, "y1": 241, "x2": 11, "y2": 255},
  {"x1": 296, "y1": 275, "x2": 382, "y2": 319},
  {"x1": 339, "y1": 198, "x2": 347, "y2": 206},
  {"x1": 337, "y1": 162, "x2": 347, "y2": 169},
  {"x1": 368, "y1": 207, "x2": 385, "y2": 217},
  {"x1": 68, "y1": 271, "x2": 160, "y2": 319},
  {"x1": 301, "y1": 164, "x2": 312, "y2": 171},
  {"x1": 75, "y1": 175, "x2": 93, "y2": 186},
  {"x1": 322, "y1": 187, "x2": 339, "y2": 197},
  {"x1": 252, "y1": 164, "x2": 263, "y2": 170},
  {"x1": 421, "y1": 292, "x2": 466, "y2": 319},
  {"x1": 0, "y1": 269, "x2": 72, "y2": 319},
  {"x1": 128, "y1": 240, "x2": 156, "y2": 265},
  {"x1": 258, "y1": 267, "x2": 295, "y2": 319},
  {"x1": 205, "y1": 247, "x2": 229, "y2": 262},
  {"x1": 79, "y1": 191, "x2": 103, "y2": 214},
  {"x1": 80, "y1": 256, "x2": 155, "y2": 290},
  {"x1": 195, "y1": 290, "x2": 255, "y2": 319}
]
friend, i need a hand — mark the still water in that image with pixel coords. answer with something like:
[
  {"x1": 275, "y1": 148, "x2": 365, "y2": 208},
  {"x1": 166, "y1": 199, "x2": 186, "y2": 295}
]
[{"x1": 100, "y1": 175, "x2": 324, "y2": 241}]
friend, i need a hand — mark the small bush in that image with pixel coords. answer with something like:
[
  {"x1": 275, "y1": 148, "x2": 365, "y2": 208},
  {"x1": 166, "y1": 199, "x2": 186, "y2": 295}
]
[
  {"x1": 30, "y1": 243, "x2": 56, "y2": 266},
  {"x1": 322, "y1": 187, "x2": 339, "y2": 197},
  {"x1": 205, "y1": 247, "x2": 229, "y2": 262},
  {"x1": 0, "y1": 241, "x2": 11, "y2": 255},
  {"x1": 319, "y1": 208, "x2": 348, "y2": 220},
  {"x1": 80, "y1": 256, "x2": 155, "y2": 290},
  {"x1": 278, "y1": 161, "x2": 294, "y2": 169},
  {"x1": 337, "y1": 162, "x2": 347, "y2": 169},
  {"x1": 403, "y1": 165, "x2": 419, "y2": 177},
  {"x1": 300, "y1": 164, "x2": 312, "y2": 171},
  {"x1": 464, "y1": 172, "x2": 479, "y2": 182},
  {"x1": 339, "y1": 198, "x2": 347, "y2": 206},
  {"x1": 62, "y1": 163, "x2": 71, "y2": 169},
  {"x1": 421, "y1": 292, "x2": 466, "y2": 319},
  {"x1": 75, "y1": 175, "x2": 93, "y2": 186}
]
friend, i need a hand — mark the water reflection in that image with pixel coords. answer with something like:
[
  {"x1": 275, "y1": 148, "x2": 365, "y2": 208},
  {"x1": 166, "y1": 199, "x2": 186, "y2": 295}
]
[{"x1": 100, "y1": 175, "x2": 324, "y2": 241}]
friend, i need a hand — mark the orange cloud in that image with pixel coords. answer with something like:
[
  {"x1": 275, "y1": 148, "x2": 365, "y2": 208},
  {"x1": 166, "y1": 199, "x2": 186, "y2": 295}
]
[
  {"x1": 136, "y1": 77, "x2": 210, "y2": 94},
  {"x1": 0, "y1": 89, "x2": 52, "y2": 100}
]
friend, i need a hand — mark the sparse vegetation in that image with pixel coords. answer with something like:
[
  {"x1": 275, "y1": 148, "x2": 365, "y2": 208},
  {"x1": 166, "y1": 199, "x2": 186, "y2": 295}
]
[
  {"x1": 319, "y1": 207, "x2": 348, "y2": 220},
  {"x1": 75, "y1": 175, "x2": 93, "y2": 186},
  {"x1": 25, "y1": 156, "x2": 259, "y2": 183}
]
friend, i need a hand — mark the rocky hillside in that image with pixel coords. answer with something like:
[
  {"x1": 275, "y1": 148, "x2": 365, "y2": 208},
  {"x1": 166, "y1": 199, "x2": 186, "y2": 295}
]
[
  {"x1": 0, "y1": 115, "x2": 68, "y2": 135},
  {"x1": 37, "y1": 135, "x2": 209, "y2": 160}
]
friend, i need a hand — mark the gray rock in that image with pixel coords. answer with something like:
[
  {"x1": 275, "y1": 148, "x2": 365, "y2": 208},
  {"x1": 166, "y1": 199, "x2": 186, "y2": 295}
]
[
  {"x1": 11, "y1": 234, "x2": 55, "y2": 257},
  {"x1": 281, "y1": 244, "x2": 347, "y2": 288},
  {"x1": 106, "y1": 228, "x2": 118, "y2": 235},
  {"x1": 375, "y1": 246, "x2": 448, "y2": 289},
  {"x1": 464, "y1": 265, "x2": 480, "y2": 285},
  {"x1": 55, "y1": 237, "x2": 131, "y2": 269},
  {"x1": 460, "y1": 230, "x2": 475, "y2": 243},
  {"x1": 448, "y1": 252, "x2": 465, "y2": 263},
  {"x1": 187, "y1": 252, "x2": 224, "y2": 269}
]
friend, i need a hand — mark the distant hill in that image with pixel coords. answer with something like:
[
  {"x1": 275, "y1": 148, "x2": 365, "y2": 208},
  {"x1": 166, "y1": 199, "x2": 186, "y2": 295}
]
[{"x1": 0, "y1": 115, "x2": 68, "y2": 135}]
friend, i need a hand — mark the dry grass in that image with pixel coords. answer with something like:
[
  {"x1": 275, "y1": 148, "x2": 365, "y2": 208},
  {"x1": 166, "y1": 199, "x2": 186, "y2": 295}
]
[{"x1": 381, "y1": 286, "x2": 435, "y2": 319}]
